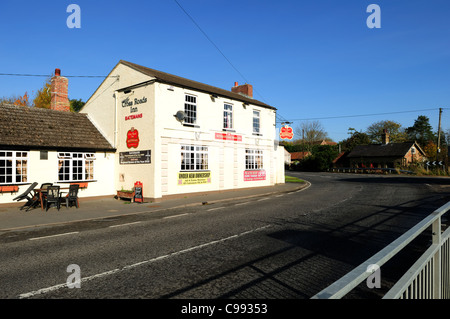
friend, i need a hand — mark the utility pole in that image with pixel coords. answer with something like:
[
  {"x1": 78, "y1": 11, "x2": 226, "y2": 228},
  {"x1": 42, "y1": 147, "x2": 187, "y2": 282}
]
[{"x1": 436, "y1": 108, "x2": 442, "y2": 162}]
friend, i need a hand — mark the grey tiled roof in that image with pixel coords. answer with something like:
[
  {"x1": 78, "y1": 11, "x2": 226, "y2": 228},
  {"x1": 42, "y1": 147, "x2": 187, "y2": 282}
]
[
  {"x1": 119, "y1": 60, "x2": 276, "y2": 110},
  {"x1": 0, "y1": 104, "x2": 114, "y2": 151}
]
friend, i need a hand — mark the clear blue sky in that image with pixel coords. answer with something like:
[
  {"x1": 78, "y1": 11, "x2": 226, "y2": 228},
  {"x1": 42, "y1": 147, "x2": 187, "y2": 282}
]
[{"x1": 1, "y1": 0, "x2": 449, "y2": 143}]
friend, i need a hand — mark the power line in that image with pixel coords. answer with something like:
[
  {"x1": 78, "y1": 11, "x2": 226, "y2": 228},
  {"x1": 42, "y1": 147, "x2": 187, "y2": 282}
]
[
  {"x1": 276, "y1": 107, "x2": 448, "y2": 123},
  {"x1": 172, "y1": 0, "x2": 273, "y2": 108},
  {"x1": 173, "y1": 0, "x2": 249, "y2": 85},
  {"x1": 0, "y1": 73, "x2": 118, "y2": 78}
]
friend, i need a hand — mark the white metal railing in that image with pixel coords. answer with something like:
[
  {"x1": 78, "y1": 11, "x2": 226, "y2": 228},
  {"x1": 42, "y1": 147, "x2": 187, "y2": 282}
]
[{"x1": 311, "y1": 201, "x2": 450, "y2": 299}]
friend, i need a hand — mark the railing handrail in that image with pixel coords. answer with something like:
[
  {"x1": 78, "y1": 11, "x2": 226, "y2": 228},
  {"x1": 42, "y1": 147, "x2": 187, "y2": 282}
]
[{"x1": 311, "y1": 201, "x2": 450, "y2": 299}]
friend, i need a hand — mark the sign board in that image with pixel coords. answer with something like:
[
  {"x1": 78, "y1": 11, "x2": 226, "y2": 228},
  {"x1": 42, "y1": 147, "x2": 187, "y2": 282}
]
[
  {"x1": 178, "y1": 172, "x2": 211, "y2": 185},
  {"x1": 280, "y1": 125, "x2": 294, "y2": 140},
  {"x1": 119, "y1": 150, "x2": 151, "y2": 164},
  {"x1": 134, "y1": 181, "x2": 143, "y2": 203},
  {"x1": 215, "y1": 132, "x2": 242, "y2": 142},
  {"x1": 244, "y1": 170, "x2": 266, "y2": 181},
  {"x1": 126, "y1": 128, "x2": 140, "y2": 148}
]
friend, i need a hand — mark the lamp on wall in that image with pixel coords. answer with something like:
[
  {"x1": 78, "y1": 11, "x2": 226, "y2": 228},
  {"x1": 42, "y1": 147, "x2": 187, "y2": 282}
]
[{"x1": 174, "y1": 110, "x2": 186, "y2": 122}]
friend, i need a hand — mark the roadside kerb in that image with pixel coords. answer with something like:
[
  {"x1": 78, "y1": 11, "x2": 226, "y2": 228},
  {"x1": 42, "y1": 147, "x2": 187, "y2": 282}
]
[{"x1": 0, "y1": 181, "x2": 310, "y2": 233}]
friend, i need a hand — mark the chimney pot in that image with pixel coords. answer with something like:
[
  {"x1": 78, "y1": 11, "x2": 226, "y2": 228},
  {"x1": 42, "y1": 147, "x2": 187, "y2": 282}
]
[
  {"x1": 231, "y1": 82, "x2": 253, "y2": 98},
  {"x1": 50, "y1": 68, "x2": 70, "y2": 112},
  {"x1": 381, "y1": 129, "x2": 390, "y2": 144}
]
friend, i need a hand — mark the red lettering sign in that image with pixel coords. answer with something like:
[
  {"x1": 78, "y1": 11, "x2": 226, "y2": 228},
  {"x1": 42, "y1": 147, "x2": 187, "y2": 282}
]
[
  {"x1": 126, "y1": 128, "x2": 140, "y2": 148},
  {"x1": 125, "y1": 113, "x2": 143, "y2": 121},
  {"x1": 280, "y1": 125, "x2": 294, "y2": 140},
  {"x1": 215, "y1": 132, "x2": 242, "y2": 141},
  {"x1": 244, "y1": 170, "x2": 266, "y2": 181}
]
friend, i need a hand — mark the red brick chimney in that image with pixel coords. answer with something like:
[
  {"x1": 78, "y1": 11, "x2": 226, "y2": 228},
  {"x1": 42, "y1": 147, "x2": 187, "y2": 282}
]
[
  {"x1": 381, "y1": 129, "x2": 390, "y2": 144},
  {"x1": 231, "y1": 82, "x2": 253, "y2": 98},
  {"x1": 50, "y1": 68, "x2": 70, "y2": 112}
]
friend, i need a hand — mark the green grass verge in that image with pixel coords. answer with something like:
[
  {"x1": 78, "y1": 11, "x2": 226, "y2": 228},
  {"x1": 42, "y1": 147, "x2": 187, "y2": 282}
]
[{"x1": 285, "y1": 175, "x2": 305, "y2": 183}]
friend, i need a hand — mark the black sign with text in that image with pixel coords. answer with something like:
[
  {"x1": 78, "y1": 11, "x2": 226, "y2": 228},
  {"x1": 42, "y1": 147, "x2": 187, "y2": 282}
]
[{"x1": 119, "y1": 150, "x2": 151, "y2": 164}]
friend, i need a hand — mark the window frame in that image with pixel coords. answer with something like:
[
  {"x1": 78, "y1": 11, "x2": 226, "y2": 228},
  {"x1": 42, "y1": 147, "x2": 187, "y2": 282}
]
[
  {"x1": 245, "y1": 149, "x2": 264, "y2": 170},
  {"x1": 0, "y1": 150, "x2": 28, "y2": 185},
  {"x1": 184, "y1": 94, "x2": 197, "y2": 125},
  {"x1": 180, "y1": 145, "x2": 209, "y2": 172},
  {"x1": 57, "y1": 152, "x2": 96, "y2": 182},
  {"x1": 252, "y1": 110, "x2": 260, "y2": 134},
  {"x1": 223, "y1": 103, "x2": 233, "y2": 129}
]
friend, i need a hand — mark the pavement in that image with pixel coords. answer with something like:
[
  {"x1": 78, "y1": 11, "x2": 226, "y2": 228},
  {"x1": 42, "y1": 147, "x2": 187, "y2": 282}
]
[{"x1": 0, "y1": 182, "x2": 308, "y2": 232}]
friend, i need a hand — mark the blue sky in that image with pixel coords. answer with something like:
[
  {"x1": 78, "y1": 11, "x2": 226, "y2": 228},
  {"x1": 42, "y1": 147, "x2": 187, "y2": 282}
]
[{"x1": 1, "y1": 0, "x2": 449, "y2": 142}]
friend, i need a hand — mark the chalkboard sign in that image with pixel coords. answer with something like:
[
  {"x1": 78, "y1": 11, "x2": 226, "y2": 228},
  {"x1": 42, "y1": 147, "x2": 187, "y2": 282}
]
[{"x1": 134, "y1": 181, "x2": 143, "y2": 203}]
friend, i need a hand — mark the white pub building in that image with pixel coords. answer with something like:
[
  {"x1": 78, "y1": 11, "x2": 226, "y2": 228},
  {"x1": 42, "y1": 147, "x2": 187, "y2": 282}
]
[{"x1": 0, "y1": 61, "x2": 285, "y2": 204}]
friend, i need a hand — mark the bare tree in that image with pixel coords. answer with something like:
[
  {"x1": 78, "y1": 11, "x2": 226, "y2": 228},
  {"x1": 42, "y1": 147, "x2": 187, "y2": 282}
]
[{"x1": 294, "y1": 121, "x2": 330, "y2": 150}]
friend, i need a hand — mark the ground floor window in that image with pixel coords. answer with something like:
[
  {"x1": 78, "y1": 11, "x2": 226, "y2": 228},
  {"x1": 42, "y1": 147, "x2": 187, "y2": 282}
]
[
  {"x1": 58, "y1": 152, "x2": 95, "y2": 182},
  {"x1": 181, "y1": 145, "x2": 208, "y2": 171},
  {"x1": 0, "y1": 151, "x2": 28, "y2": 184},
  {"x1": 245, "y1": 149, "x2": 263, "y2": 170}
]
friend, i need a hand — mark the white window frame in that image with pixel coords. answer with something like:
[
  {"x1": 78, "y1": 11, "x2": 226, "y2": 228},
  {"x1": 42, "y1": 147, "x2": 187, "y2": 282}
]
[
  {"x1": 245, "y1": 149, "x2": 263, "y2": 170},
  {"x1": 253, "y1": 110, "x2": 260, "y2": 134},
  {"x1": 0, "y1": 150, "x2": 28, "y2": 184},
  {"x1": 180, "y1": 145, "x2": 209, "y2": 171},
  {"x1": 58, "y1": 152, "x2": 96, "y2": 182},
  {"x1": 223, "y1": 103, "x2": 233, "y2": 129},
  {"x1": 184, "y1": 94, "x2": 197, "y2": 124}
]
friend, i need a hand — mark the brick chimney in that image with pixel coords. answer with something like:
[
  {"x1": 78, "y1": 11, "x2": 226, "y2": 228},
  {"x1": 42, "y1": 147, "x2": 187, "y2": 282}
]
[
  {"x1": 50, "y1": 68, "x2": 70, "y2": 112},
  {"x1": 381, "y1": 129, "x2": 390, "y2": 144},
  {"x1": 231, "y1": 82, "x2": 253, "y2": 98}
]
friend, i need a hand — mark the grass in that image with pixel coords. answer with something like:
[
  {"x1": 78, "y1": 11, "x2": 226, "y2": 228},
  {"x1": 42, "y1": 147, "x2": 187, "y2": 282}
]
[{"x1": 285, "y1": 175, "x2": 305, "y2": 183}]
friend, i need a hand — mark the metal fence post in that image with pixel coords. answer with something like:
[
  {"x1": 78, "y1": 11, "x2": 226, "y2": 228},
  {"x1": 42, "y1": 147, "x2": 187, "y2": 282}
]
[{"x1": 432, "y1": 217, "x2": 442, "y2": 299}]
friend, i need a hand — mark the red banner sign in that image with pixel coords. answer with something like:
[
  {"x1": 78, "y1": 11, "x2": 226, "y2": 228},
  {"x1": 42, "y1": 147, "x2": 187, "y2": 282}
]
[
  {"x1": 244, "y1": 170, "x2": 266, "y2": 181},
  {"x1": 126, "y1": 128, "x2": 140, "y2": 148},
  {"x1": 215, "y1": 132, "x2": 242, "y2": 142},
  {"x1": 280, "y1": 125, "x2": 294, "y2": 140}
]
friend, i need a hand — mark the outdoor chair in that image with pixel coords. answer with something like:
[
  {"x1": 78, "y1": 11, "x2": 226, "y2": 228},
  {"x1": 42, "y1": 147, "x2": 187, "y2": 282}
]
[
  {"x1": 39, "y1": 183, "x2": 53, "y2": 190},
  {"x1": 44, "y1": 185, "x2": 61, "y2": 211},
  {"x1": 60, "y1": 184, "x2": 80, "y2": 208},
  {"x1": 13, "y1": 182, "x2": 39, "y2": 211}
]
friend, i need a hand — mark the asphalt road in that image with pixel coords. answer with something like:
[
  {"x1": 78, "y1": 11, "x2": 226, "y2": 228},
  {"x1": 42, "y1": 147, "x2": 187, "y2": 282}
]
[{"x1": 1, "y1": 172, "x2": 449, "y2": 300}]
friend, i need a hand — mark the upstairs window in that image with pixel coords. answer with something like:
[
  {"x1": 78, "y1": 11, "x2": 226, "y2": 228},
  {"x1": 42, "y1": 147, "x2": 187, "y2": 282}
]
[
  {"x1": 184, "y1": 94, "x2": 197, "y2": 124},
  {"x1": 223, "y1": 103, "x2": 233, "y2": 129},
  {"x1": 58, "y1": 152, "x2": 95, "y2": 182},
  {"x1": 0, "y1": 151, "x2": 28, "y2": 184},
  {"x1": 253, "y1": 110, "x2": 260, "y2": 134}
]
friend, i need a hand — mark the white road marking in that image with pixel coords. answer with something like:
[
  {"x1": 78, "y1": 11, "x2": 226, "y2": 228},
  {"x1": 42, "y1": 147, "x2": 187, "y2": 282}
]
[
  {"x1": 109, "y1": 221, "x2": 141, "y2": 228},
  {"x1": 19, "y1": 225, "x2": 271, "y2": 299},
  {"x1": 235, "y1": 202, "x2": 249, "y2": 206},
  {"x1": 207, "y1": 207, "x2": 225, "y2": 211},
  {"x1": 29, "y1": 232, "x2": 79, "y2": 241},
  {"x1": 163, "y1": 213, "x2": 190, "y2": 219}
]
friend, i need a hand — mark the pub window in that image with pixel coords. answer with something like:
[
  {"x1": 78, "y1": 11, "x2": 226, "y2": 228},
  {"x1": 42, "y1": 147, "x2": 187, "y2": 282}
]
[
  {"x1": 58, "y1": 152, "x2": 96, "y2": 182},
  {"x1": 223, "y1": 103, "x2": 233, "y2": 129},
  {"x1": 245, "y1": 149, "x2": 263, "y2": 170},
  {"x1": 252, "y1": 110, "x2": 260, "y2": 134},
  {"x1": 180, "y1": 145, "x2": 208, "y2": 171},
  {"x1": 184, "y1": 94, "x2": 197, "y2": 124},
  {"x1": 0, "y1": 151, "x2": 28, "y2": 184}
]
